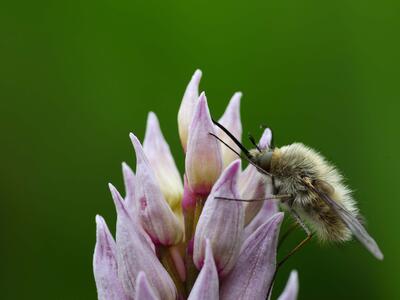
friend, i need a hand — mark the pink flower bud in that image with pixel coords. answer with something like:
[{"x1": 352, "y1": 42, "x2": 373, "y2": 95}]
[
  {"x1": 143, "y1": 112, "x2": 183, "y2": 219},
  {"x1": 130, "y1": 133, "x2": 184, "y2": 246},
  {"x1": 188, "y1": 239, "x2": 219, "y2": 300},
  {"x1": 178, "y1": 69, "x2": 202, "y2": 151},
  {"x1": 220, "y1": 213, "x2": 284, "y2": 300},
  {"x1": 93, "y1": 215, "x2": 130, "y2": 300},
  {"x1": 216, "y1": 92, "x2": 242, "y2": 167},
  {"x1": 110, "y1": 184, "x2": 177, "y2": 299},
  {"x1": 193, "y1": 160, "x2": 243, "y2": 277},
  {"x1": 185, "y1": 93, "x2": 222, "y2": 196}
]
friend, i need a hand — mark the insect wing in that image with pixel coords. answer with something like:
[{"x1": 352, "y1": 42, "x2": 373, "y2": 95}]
[{"x1": 312, "y1": 186, "x2": 383, "y2": 260}]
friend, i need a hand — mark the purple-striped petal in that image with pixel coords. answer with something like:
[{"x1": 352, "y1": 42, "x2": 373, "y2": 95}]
[
  {"x1": 188, "y1": 240, "x2": 219, "y2": 300},
  {"x1": 277, "y1": 271, "x2": 299, "y2": 300},
  {"x1": 217, "y1": 92, "x2": 242, "y2": 167},
  {"x1": 135, "y1": 272, "x2": 159, "y2": 300},
  {"x1": 130, "y1": 133, "x2": 184, "y2": 246},
  {"x1": 93, "y1": 215, "x2": 130, "y2": 300},
  {"x1": 143, "y1": 112, "x2": 184, "y2": 219},
  {"x1": 244, "y1": 199, "x2": 278, "y2": 238},
  {"x1": 109, "y1": 184, "x2": 177, "y2": 299},
  {"x1": 185, "y1": 93, "x2": 223, "y2": 196},
  {"x1": 178, "y1": 69, "x2": 202, "y2": 151},
  {"x1": 220, "y1": 212, "x2": 284, "y2": 300},
  {"x1": 193, "y1": 160, "x2": 244, "y2": 277}
]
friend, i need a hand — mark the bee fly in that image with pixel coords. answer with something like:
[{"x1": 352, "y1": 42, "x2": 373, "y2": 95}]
[{"x1": 210, "y1": 119, "x2": 383, "y2": 284}]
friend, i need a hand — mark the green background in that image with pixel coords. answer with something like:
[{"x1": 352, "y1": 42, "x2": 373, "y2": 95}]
[{"x1": 1, "y1": 0, "x2": 399, "y2": 299}]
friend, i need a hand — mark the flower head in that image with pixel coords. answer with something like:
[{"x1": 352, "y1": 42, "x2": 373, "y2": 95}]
[{"x1": 93, "y1": 70, "x2": 301, "y2": 299}]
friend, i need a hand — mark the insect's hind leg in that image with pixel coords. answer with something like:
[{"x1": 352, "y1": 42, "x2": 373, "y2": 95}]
[
  {"x1": 266, "y1": 210, "x2": 313, "y2": 299},
  {"x1": 278, "y1": 222, "x2": 299, "y2": 250}
]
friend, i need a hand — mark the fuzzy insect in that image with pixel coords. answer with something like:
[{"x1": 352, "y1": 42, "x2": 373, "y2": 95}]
[{"x1": 211, "y1": 120, "x2": 383, "y2": 260}]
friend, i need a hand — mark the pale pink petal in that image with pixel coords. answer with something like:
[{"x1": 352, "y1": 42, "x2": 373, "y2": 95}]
[
  {"x1": 277, "y1": 271, "x2": 299, "y2": 300},
  {"x1": 143, "y1": 112, "x2": 183, "y2": 213},
  {"x1": 258, "y1": 128, "x2": 272, "y2": 150},
  {"x1": 185, "y1": 93, "x2": 223, "y2": 196},
  {"x1": 217, "y1": 92, "x2": 242, "y2": 167},
  {"x1": 93, "y1": 215, "x2": 130, "y2": 300},
  {"x1": 130, "y1": 133, "x2": 184, "y2": 246},
  {"x1": 178, "y1": 69, "x2": 202, "y2": 151},
  {"x1": 135, "y1": 272, "x2": 159, "y2": 300},
  {"x1": 109, "y1": 184, "x2": 177, "y2": 299},
  {"x1": 188, "y1": 240, "x2": 219, "y2": 300},
  {"x1": 193, "y1": 160, "x2": 243, "y2": 277},
  {"x1": 239, "y1": 164, "x2": 269, "y2": 226},
  {"x1": 220, "y1": 213, "x2": 284, "y2": 300}
]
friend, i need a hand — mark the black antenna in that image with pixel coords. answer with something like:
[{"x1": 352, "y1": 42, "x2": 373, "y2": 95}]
[
  {"x1": 248, "y1": 133, "x2": 261, "y2": 152},
  {"x1": 209, "y1": 133, "x2": 242, "y2": 159},
  {"x1": 209, "y1": 132, "x2": 273, "y2": 177},
  {"x1": 212, "y1": 118, "x2": 252, "y2": 159}
]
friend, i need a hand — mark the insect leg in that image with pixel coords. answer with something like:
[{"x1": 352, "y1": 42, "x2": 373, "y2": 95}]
[
  {"x1": 278, "y1": 222, "x2": 299, "y2": 250},
  {"x1": 266, "y1": 233, "x2": 313, "y2": 299},
  {"x1": 266, "y1": 211, "x2": 313, "y2": 299}
]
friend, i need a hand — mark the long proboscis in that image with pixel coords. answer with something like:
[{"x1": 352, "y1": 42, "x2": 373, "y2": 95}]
[{"x1": 215, "y1": 194, "x2": 292, "y2": 203}]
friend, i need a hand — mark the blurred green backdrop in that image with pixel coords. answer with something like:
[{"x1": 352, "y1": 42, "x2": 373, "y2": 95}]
[{"x1": 1, "y1": 0, "x2": 399, "y2": 299}]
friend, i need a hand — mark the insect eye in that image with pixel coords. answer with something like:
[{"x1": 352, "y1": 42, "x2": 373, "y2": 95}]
[{"x1": 258, "y1": 151, "x2": 273, "y2": 171}]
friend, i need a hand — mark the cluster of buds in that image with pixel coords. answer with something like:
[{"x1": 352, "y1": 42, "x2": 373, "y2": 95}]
[{"x1": 93, "y1": 70, "x2": 300, "y2": 299}]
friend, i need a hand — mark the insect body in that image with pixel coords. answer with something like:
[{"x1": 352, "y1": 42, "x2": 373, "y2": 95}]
[
  {"x1": 212, "y1": 120, "x2": 383, "y2": 260},
  {"x1": 252, "y1": 143, "x2": 356, "y2": 243}
]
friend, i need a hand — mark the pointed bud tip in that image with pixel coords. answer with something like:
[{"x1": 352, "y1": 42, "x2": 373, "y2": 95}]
[
  {"x1": 192, "y1": 69, "x2": 202, "y2": 83},
  {"x1": 270, "y1": 211, "x2": 285, "y2": 224},
  {"x1": 224, "y1": 159, "x2": 241, "y2": 178},
  {"x1": 121, "y1": 161, "x2": 131, "y2": 172},
  {"x1": 95, "y1": 214, "x2": 105, "y2": 226},
  {"x1": 129, "y1": 133, "x2": 146, "y2": 160},
  {"x1": 259, "y1": 128, "x2": 272, "y2": 150},
  {"x1": 147, "y1": 111, "x2": 159, "y2": 127},
  {"x1": 199, "y1": 91, "x2": 206, "y2": 100},
  {"x1": 129, "y1": 132, "x2": 137, "y2": 142},
  {"x1": 108, "y1": 183, "x2": 129, "y2": 217},
  {"x1": 231, "y1": 92, "x2": 242, "y2": 102}
]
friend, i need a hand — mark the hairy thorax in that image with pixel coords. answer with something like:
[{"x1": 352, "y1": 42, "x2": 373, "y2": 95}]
[{"x1": 269, "y1": 143, "x2": 355, "y2": 242}]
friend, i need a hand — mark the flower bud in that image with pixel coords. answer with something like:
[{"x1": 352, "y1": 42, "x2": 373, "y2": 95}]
[
  {"x1": 110, "y1": 184, "x2": 177, "y2": 299},
  {"x1": 277, "y1": 270, "x2": 299, "y2": 300},
  {"x1": 93, "y1": 215, "x2": 129, "y2": 300},
  {"x1": 130, "y1": 133, "x2": 184, "y2": 246},
  {"x1": 193, "y1": 160, "x2": 243, "y2": 277},
  {"x1": 178, "y1": 69, "x2": 202, "y2": 151},
  {"x1": 185, "y1": 93, "x2": 222, "y2": 196},
  {"x1": 217, "y1": 92, "x2": 242, "y2": 167},
  {"x1": 220, "y1": 213, "x2": 284, "y2": 300},
  {"x1": 188, "y1": 239, "x2": 219, "y2": 300}
]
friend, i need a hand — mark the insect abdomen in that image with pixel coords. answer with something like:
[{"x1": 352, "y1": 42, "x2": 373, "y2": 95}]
[{"x1": 296, "y1": 196, "x2": 352, "y2": 242}]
